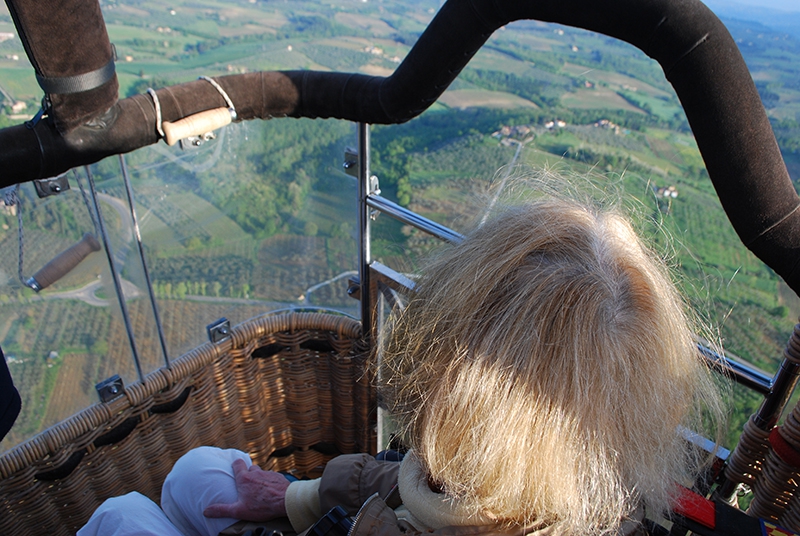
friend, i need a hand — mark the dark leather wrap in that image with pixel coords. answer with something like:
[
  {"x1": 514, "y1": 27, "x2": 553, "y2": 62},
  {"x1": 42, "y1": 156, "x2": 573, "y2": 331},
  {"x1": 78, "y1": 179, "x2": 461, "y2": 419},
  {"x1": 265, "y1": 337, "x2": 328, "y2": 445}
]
[{"x1": 5, "y1": 0, "x2": 118, "y2": 134}]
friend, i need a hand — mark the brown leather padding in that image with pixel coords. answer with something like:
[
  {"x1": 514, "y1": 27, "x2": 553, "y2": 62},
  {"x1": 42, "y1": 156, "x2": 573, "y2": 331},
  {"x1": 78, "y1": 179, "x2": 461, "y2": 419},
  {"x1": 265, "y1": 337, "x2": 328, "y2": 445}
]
[{"x1": 5, "y1": 0, "x2": 118, "y2": 133}]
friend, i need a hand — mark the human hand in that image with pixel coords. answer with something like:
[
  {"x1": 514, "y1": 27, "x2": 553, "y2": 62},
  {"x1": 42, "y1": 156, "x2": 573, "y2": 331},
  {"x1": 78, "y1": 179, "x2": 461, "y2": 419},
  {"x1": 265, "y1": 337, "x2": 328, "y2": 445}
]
[{"x1": 203, "y1": 459, "x2": 290, "y2": 522}]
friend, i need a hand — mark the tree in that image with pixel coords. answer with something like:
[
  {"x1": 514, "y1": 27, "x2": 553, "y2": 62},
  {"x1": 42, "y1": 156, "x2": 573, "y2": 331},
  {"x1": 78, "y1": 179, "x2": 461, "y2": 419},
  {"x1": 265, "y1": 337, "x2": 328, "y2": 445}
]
[
  {"x1": 288, "y1": 182, "x2": 304, "y2": 215},
  {"x1": 185, "y1": 236, "x2": 203, "y2": 250},
  {"x1": 397, "y1": 177, "x2": 412, "y2": 207},
  {"x1": 175, "y1": 282, "x2": 188, "y2": 299},
  {"x1": 125, "y1": 77, "x2": 170, "y2": 98}
]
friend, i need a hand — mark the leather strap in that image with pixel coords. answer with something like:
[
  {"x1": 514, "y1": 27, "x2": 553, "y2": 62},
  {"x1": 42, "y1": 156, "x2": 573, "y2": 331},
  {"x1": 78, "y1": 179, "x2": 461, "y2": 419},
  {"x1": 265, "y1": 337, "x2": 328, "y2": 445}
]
[{"x1": 36, "y1": 56, "x2": 115, "y2": 94}]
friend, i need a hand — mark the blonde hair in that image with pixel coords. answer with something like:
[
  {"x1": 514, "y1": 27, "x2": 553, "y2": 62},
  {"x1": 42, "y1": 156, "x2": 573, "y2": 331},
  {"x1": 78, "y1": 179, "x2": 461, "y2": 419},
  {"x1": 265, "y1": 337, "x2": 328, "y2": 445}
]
[{"x1": 378, "y1": 198, "x2": 723, "y2": 535}]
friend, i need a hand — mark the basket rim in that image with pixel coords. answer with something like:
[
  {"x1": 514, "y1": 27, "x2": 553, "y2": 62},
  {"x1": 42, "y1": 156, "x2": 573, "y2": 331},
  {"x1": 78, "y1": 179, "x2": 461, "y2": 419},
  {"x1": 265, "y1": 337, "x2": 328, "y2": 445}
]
[{"x1": 0, "y1": 311, "x2": 362, "y2": 479}]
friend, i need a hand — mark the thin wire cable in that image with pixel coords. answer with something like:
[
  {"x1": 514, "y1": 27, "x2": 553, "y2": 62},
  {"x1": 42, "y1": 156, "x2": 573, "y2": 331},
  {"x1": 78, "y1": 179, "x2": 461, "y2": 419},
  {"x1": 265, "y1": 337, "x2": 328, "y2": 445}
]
[
  {"x1": 118, "y1": 154, "x2": 171, "y2": 369},
  {"x1": 73, "y1": 169, "x2": 100, "y2": 235},
  {"x1": 85, "y1": 166, "x2": 145, "y2": 383},
  {"x1": 8, "y1": 184, "x2": 28, "y2": 288}
]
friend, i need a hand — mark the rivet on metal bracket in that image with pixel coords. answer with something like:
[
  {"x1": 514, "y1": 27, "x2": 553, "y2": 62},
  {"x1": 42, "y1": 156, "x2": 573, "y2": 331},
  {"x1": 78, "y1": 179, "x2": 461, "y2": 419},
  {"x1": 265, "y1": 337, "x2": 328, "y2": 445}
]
[
  {"x1": 180, "y1": 131, "x2": 216, "y2": 150},
  {"x1": 34, "y1": 174, "x2": 71, "y2": 198},
  {"x1": 343, "y1": 147, "x2": 358, "y2": 177},
  {"x1": 207, "y1": 317, "x2": 231, "y2": 343},
  {"x1": 96, "y1": 374, "x2": 125, "y2": 403},
  {"x1": 347, "y1": 276, "x2": 361, "y2": 300}
]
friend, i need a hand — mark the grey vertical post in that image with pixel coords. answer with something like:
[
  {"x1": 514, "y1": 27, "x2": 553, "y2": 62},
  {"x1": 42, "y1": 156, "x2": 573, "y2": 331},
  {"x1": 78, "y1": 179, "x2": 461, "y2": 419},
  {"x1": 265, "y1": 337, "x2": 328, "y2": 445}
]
[
  {"x1": 118, "y1": 155, "x2": 171, "y2": 369},
  {"x1": 85, "y1": 166, "x2": 144, "y2": 383},
  {"x1": 357, "y1": 123, "x2": 372, "y2": 337}
]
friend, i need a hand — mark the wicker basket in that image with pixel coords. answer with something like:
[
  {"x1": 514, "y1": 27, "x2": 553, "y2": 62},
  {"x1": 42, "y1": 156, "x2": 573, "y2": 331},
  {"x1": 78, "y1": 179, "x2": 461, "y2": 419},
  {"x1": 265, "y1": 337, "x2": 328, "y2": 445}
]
[{"x1": 0, "y1": 312, "x2": 373, "y2": 536}]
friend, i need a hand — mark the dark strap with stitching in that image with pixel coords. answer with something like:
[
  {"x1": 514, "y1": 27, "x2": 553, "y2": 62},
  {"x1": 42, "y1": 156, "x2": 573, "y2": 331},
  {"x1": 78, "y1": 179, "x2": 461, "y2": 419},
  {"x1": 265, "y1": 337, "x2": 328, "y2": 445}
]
[{"x1": 36, "y1": 56, "x2": 115, "y2": 94}]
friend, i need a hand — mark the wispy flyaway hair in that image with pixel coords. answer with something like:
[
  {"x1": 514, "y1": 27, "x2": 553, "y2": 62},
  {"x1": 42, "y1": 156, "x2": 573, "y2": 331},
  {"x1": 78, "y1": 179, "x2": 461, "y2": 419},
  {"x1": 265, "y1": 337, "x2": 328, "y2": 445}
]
[{"x1": 378, "y1": 198, "x2": 723, "y2": 535}]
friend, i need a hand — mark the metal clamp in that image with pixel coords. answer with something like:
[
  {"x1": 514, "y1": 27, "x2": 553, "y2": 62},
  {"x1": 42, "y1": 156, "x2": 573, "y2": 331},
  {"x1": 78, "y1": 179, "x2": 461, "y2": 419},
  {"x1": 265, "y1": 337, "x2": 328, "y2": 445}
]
[
  {"x1": 369, "y1": 175, "x2": 381, "y2": 195},
  {"x1": 207, "y1": 317, "x2": 231, "y2": 343},
  {"x1": 343, "y1": 148, "x2": 358, "y2": 177},
  {"x1": 347, "y1": 276, "x2": 361, "y2": 300},
  {"x1": 180, "y1": 131, "x2": 216, "y2": 150},
  {"x1": 96, "y1": 374, "x2": 125, "y2": 403},
  {"x1": 33, "y1": 174, "x2": 70, "y2": 198}
]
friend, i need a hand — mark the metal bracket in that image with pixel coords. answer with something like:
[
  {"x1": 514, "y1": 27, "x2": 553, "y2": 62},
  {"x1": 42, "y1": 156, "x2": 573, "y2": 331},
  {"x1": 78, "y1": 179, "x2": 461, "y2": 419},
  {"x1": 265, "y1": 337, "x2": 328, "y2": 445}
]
[
  {"x1": 368, "y1": 175, "x2": 382, "y2": 220},
  {"x1": 207, "y1": 317, "x2": 231, "y2": 343},
  {"x1": 25, "y1": 106, "x2": 46, "y2": 130},
  {"x1": 96, "y1": 374, "x2": 125, "y2": 403},
  {"x1": 369, "y1": 175, "x2": 381, "y2": 195},
  {"x1": 179, "y1": 131, "x2": 216, "y2": 150},
  {"x1": 343, "y1": 147, "x2": 358, "y2": 177},
  {"x1": 343, "y1": 148, "x2": 381, "y2": 193},
  {"x1": 347, "y1": 276, "x2": 361, "y2": 300},
  {"x1": 34, "y1": 174, "x2": 70, "y2": 198}
]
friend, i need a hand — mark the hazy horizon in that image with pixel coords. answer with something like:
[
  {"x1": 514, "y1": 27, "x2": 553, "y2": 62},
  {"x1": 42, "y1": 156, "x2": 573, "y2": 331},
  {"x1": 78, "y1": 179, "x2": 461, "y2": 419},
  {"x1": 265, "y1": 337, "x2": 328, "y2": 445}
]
[{"x1": 706, "y1": 0, "x2": 800, "y2": 13}]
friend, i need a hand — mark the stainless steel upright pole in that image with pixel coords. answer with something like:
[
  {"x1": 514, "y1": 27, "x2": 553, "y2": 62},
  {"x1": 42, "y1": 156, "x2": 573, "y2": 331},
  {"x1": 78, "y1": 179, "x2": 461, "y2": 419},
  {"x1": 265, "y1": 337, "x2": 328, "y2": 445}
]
[
  {"x1": 118, "y1": 155, "x2": 171, "y2": 369},
  {"x1": 85, "y1": 166, "x2": 144, "y2": 383},
  {"x1": 358, "y1": 123, "x2": 372, "y2": 337}
]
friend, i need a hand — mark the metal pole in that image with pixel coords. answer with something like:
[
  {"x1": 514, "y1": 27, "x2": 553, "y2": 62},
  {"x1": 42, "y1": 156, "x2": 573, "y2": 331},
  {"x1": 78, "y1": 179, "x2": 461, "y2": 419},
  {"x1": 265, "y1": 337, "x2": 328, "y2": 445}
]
[
  {"x1": 696, "y1": 344, "x2": 772, "y2": 396},
  {"x1": 357, "y1": 122, "x2": 372, "y2": 337},
  {"x1": 366, "y1": 194, "x2": 463, "y2": 244},
  {"x1": 85, "y1": 166, "x2": 145, "y2": 383},
  {"x1": 118, "y1": 154, "x2": 171, "y2": 369}
]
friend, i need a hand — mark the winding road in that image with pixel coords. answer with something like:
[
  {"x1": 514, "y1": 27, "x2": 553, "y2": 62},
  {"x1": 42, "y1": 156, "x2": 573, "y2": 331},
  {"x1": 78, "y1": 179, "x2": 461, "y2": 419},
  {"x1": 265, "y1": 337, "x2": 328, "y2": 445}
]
[{"x1": 45, "y1": 278, "x2": 141, "y2": 306}]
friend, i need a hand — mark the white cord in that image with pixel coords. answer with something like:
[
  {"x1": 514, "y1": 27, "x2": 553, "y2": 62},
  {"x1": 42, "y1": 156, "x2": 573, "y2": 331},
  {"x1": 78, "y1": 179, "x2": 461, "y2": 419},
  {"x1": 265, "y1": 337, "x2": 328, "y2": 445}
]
[
  {"x1": 199, "y1": 75, "x2": 237, "y2": 120},
  {"x1": 147, "y1": 88, "x2": 165, "y2": 139}
]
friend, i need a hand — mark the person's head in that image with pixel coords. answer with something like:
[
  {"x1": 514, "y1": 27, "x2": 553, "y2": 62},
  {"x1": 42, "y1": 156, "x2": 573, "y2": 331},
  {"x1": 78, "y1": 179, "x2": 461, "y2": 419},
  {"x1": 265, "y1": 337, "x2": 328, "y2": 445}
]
[{"x1": 378, "y1": 197, "x2": 723, "y2": 534}]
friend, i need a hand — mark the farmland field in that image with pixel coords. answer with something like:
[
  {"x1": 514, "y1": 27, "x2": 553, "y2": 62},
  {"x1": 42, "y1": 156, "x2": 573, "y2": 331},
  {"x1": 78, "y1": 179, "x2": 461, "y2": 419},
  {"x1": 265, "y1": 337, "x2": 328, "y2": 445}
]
[
  {"x1": 438, "y1": 89, "x2": 540, "y2": 110},
  {"x1": 560, "y1": 88, "x2": 645, "y2": 113}
]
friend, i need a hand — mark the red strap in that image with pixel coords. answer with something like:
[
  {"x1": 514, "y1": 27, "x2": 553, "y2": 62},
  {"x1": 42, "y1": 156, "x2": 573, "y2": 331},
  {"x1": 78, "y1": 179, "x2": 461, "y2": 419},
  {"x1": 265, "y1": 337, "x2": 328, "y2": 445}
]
[
  {"x1": 769, "y1": 427, "x2": 800, "y2": 468},
  {"x1": 674, "y1": 486, "x2": 716, "y2": 530}
]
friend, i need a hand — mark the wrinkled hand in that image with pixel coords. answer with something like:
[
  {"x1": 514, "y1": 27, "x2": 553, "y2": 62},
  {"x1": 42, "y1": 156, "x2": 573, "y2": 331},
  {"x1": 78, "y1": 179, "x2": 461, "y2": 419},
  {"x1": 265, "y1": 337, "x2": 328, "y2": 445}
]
[{"x1": 203, "y1": 459, "x2": 290, "y2": 522}]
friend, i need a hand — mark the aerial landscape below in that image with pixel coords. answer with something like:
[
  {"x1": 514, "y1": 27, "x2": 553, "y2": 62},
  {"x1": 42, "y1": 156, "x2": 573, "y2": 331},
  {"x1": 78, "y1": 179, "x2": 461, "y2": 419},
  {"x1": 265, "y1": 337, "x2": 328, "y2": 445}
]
[{"x1": 0, "y1": 0, "x2": 798, "y2": 454}]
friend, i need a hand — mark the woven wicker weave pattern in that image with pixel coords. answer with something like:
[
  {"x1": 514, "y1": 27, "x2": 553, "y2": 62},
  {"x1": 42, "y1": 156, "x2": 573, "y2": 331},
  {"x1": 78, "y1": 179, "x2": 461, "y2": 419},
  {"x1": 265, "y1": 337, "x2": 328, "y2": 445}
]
[
  {"x1": 750, "y1": 398, "x2": 800, "y2": 528},
  {"x1": 725, "y1": 415, "x2": 771, "y2": 488},
  {"x1": 0, "y1": 313, "x2": 373, "y2": 536},
  {"x1": 724, "y1": 322, "x2": 800, "y2": 530}
]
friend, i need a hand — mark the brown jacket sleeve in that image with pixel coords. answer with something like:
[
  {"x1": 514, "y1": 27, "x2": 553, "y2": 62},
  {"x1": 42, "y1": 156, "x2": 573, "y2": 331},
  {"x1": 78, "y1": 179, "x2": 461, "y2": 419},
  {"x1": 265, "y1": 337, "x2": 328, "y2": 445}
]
[{"x1": 318, "y1": 454, "x2": 402, "y2": 515}]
